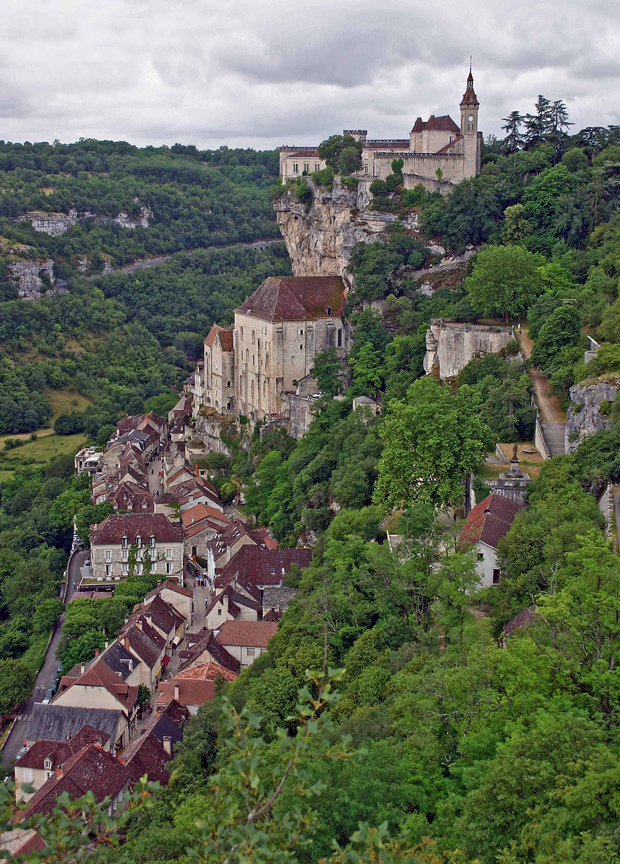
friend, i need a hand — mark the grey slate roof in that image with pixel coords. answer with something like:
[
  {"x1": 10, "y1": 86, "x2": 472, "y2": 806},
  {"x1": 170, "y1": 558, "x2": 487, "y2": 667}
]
[
  {"x1": 101, "y1": 641, "x2": 141, "y2": 681},
  {"x1": 26, "y1": 704, "x2": 122, "y2": 745}
]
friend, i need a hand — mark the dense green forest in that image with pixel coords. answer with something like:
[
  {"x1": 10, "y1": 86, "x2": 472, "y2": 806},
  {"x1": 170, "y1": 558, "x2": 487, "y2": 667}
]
[{"x1": 4, "y1": 102, "x2": 620, "y2": 862}]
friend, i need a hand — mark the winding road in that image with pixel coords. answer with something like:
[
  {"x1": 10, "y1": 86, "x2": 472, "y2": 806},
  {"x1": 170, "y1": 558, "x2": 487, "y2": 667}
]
[
  {"x1": 2, "y1": 550, "x2": 87, "y2": 766},
  {"x1": 87, "y1": 238, "x2": 280, "y2": 280}
]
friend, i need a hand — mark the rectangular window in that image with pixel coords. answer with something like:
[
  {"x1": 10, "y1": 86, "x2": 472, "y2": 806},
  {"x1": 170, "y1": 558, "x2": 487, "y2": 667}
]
[
  {"x1": 315, "y1": 162, "x2": 320, "y2": 171},
  {"x1": 166, "y1": 563, "x2": 171, "y2": 574},
  {"x1": 246, "y1": 648, "x2": 255, "y2": 656},
  {"x1": 136, "y1": 564, "x2": 143, "y2": 576},
  {"x1": 122, "y1": 563, "x2": 128, "y2": 575},
  {"x1": 303, "y1": 162, "x2": 309, "y2": 173},
  {"x1": 292, "y1": 162, "x2": 298, "y2": 174},
  {"x1": 217, "y1": 607, "x2": 222, "y2": 616},
  {"x1": 23, "y1": 768, "x2": 32, "y2": 782},
  {"x1": 166, "y1": 548, "x2": 172, "y2": 559},
  {"x1": 492, "y1": 569, "x2": 500, "y2": 585},
  {"x1": 105, "y1": 565, "x2": 110, "y2": 576},
  {"x1": 105, "y1": 550, "x2": 111, "y2": 561},
  {"x1": 121, "y1": 549, "x2": 128, "y2": 561},
  {"x1": 364, "y1": 163, "x2": 368, "y2": 174}
]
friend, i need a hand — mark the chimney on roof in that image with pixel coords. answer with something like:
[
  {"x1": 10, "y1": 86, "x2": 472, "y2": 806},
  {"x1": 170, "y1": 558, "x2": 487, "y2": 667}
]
[
  {"x1": 123, "y1": 636, "x2": 129, "y2": 649},
  {"x1": 95, "y1": 649, "x2": 99, "y2": 657},
  {"x1": 136, "y1": 619, "x2": 143, "y2": 631},
  {"x1": 65, "y1": 733, "x2": 70, "y2": 742},
  {"x1": 162, "y1": 735, "x2": 172, "y2": 755},
  {"x1": 80, "y1": 664, "x2": 85, "y2": 674},
  {"x1": 104, "y1": 640, "x2": 109, "y2": 649},
  {"x1": 174, "y1": 683, "x2": 179, "y2": 700},
  {"x1": 195, "y1": 463, "x2": 199, "y2": 477}
]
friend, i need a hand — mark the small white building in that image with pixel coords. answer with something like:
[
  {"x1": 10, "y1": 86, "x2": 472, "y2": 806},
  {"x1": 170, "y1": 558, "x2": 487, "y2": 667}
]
[
  {"x1": 459, "y1": 493, "x2": 523, "y2": 588},
  {"x1": 215, "y1": 620, "x2": 278, "y2": 667}
]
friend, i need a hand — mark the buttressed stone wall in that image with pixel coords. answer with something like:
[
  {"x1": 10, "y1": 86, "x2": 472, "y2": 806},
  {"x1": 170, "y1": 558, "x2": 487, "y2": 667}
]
[{"x1": 424, "y1": 320, "x2": 513, "y2": 380}]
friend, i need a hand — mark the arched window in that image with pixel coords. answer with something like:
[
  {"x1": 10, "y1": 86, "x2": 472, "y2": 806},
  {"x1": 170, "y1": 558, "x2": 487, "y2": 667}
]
[
  {"x1": 253, "y1": 354, "x2": 255, "y2": 365},
  {"x1": 246, "y1": 348, "x2": 249, "y2": 361},
  {"x1": 240, "y1": 327, "x2": 244, "y2": 339},
  {"x1": 300, "y1": 329, "x2": 304, "y2": 336},
  {"x1": 227, "y1": 380, "x2": 231, "y2": 387},
  {"x1": 252, "y1": 331, "x2": 255, "y2": 344},
  {"x1": 263, "y1": 380, "x2": 266, "y2": 396},
  {"x1": 327, "y1": 306, "x2": 332, "y2": 316},
  {"x1": 299, "y1": 344, "x2": 303, "y2": 351}
]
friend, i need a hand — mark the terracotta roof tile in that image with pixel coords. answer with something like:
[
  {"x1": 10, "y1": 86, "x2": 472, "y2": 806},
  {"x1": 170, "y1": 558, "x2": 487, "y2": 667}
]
[
  {"x1": 460, "y1": 494, "x2": 523, "y2": 551},
  {"x1": 216, "y1": 546, "x2": 312, "y2": 589},
  {"x1": 216, "y1": 620, "x2": 278, "y2": 649},
  {"x1": 91, "y1": 513, "x2": 183, "y2": 545},
  {"x1": 21, "y1": 745, "x2": 128, "y2": 820},
  {"x1": 504, "y1": 605, "x2": 538, "y2": 639},
  {"x1": 236, "y1": 276, "x2": 345, "y2": 322}
]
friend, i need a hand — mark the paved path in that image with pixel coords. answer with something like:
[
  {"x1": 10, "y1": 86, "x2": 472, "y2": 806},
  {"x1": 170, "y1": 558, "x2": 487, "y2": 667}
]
[
  {"x1": 147, "y1": 456, "x2": 163, "y2": 498},
  {"x1": 520, "y1": 329, "x2": 567, "y2": 425},
  {"x1": 2, "y1": 550, "x2": 87, "y2": 766},
  {"x1": 87, "y1": 239, "x2": 280, "y2": 280}
]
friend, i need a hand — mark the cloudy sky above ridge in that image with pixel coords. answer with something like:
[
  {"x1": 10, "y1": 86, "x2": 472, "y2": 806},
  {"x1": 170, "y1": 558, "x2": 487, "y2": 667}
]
[{"x1": 3, "y1": 0, "x2": 620, "y2": 150}]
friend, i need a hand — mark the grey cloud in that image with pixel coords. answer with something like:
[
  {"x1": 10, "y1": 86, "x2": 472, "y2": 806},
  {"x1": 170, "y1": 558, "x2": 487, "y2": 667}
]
[{"x1": 1, "y1": 0, "x2": 620, "y2": 148}]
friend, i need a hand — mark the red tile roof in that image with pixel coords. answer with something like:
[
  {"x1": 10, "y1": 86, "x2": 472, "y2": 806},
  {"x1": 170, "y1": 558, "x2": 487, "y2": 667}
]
[
  {"x1": 410, "y1": 114, "x2": 460, "y2": 134},
  {"x1": 121, "y1": 731, "x2": 172, "y2": 786},
  {"x1": 216, "y1": 546, "x2": 312, "y2": 589},
  {"x1": 216, "y1": 620, "x2": 278, "y2": 649},
  {"x1": 21, "y1": 745, "x2": 129, "y2": 820},
  {"x1": 205, "y1": 324, "x2": 234, "y2": 352},
  {"x1": 503, "y1": 605, "x2": 538, "y2": 639},
  {"x1": 177, "y1": 658, "x2": 238, "y2": 683},
  {"x1": 91, "y1": 513, "x2": 183, "y2": 545},
  {"x1": 0, "y1": 829, "x2": 46, "y2": 858},
  {"x1": 178, "y1": 629, "x2": 241, "y2": 674},
  {"x1": 182, "y1": 503, "x2": 229, "y2": 529},
  {"x1": 145, "y1": 580, "x2": 193, "y2": 601},
  {"x1": 460, "y1": 494, "x2": 524, "y2": 551},
  {"x1": 236, "y1": 276, "x2": 345, "y2": 322},
  {"x1": 60, "y1": 659, "x2": 138, "y2": 713},
  {"x1": 16, "y1": 726, "x2": 111, "y2": 771},
  {"x1": 156, "y1": 679, "x2": 217, "y2": 710}
]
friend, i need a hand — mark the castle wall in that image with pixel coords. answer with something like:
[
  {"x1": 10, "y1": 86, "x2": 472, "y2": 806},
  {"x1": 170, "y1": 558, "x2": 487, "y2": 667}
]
[{"x1": 424, "y1": 320, "x2": 513, "y2": 380}]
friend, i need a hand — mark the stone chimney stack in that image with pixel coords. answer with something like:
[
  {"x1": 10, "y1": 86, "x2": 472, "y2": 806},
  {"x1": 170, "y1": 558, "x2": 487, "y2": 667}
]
[{"x1": 162, "y1": 736, "x2": 172, "y2": 755}]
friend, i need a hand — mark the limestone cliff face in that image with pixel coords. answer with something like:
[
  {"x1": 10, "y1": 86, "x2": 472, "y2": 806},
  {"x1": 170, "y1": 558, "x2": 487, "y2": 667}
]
[
  {"x1": 7, "y1": 259, "x2": 55, "y2": 300},
  {"x1": 274, "y1": 178, "x2": 414, "y2": 281},
  {"x1": 565, "y1": 378, "x2": 620, "y2": 453}
]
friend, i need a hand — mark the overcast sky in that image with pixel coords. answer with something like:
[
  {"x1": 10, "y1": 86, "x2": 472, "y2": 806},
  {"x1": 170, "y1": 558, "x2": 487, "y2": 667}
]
[{"x1": 3, "y1": 0, "x2": 620, "y2": 151}]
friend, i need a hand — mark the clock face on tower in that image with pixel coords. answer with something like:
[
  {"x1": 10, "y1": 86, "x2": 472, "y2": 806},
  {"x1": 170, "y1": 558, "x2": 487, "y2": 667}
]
[{"x1": 468, "y1": 115, "x2": 474, "y2": 122}]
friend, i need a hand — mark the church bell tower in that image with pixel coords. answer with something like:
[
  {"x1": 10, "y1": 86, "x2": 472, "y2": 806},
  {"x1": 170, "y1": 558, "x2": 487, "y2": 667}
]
[
  {"x1": 460, "y1": 65, "x2": 480, "y2": 177},
  {"x1": 460, "y1": 66, "x2": 479, "y2": 136}
]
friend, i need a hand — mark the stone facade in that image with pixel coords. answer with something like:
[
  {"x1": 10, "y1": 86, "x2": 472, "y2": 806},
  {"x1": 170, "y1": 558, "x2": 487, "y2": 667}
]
[
  {"x1": 90, "y1": 514, "x2": 184, "y2": 585},
  {"x1": 565, "y1": 378, "x2": 620, "y2": 453},
  {"x1": 424, "y1": 320, "x2": 514, "y2": 381},
  {"x1": 197, "y1": 276, "x2": 347, "y2": 433},
  {"x1": 280, "y1": 72, "x2": 481, "y2": 192}
]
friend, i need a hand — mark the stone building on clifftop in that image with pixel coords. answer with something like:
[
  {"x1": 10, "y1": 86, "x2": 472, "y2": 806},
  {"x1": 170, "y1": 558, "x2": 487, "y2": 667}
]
[
  {"x1": 279, "y1": 70, "x2": 481, "y2": 193},
  {"x1": 197, "y1": 276, "x2": 347, "y2": 434}
]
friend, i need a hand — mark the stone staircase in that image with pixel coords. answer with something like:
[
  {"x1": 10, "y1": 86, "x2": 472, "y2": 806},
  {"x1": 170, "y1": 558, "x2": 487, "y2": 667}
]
[{"x1": 541, "y1": 421, "x2": 566, "y2": 456}]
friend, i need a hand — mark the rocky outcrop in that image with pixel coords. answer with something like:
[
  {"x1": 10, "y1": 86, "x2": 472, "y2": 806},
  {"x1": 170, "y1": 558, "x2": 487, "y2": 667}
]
[
  {"x1": 274, "y1": 178, "x2": 417, "y2": 281},
  {"x1": 423, "y1": 319, "x2": 514, "y2": 380},
  {"x1": 565, "y1": 378, "x2": 620, "y2": 453},
  {"x1": 17, "y1": 209, "x2": 78, "y2": 236},
  {"x1": 114, "y1": 206, "x2": 152, "y2": 229},
  {"x1": 7, "y1": 259, "x2": 55, "y2": 300}
]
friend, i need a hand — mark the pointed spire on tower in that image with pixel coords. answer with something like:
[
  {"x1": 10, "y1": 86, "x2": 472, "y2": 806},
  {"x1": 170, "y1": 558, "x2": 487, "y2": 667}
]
[{"x1": 461, "y1": 60, "x2": 479, "y2": 106}]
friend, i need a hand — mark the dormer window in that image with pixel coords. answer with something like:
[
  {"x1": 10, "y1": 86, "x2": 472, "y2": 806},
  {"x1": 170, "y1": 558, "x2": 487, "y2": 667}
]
[
  {"x1": 121, "y1": 535, "x2": 128, "y2": 549},
  {"x1": 136, "y1": 535, "x2": 142, "y2": 549},
  {"x1": 150, "y1": 534, "x2": 156, "y2": 549},
  {"x1": 44, "y1": 758, "x2": 52, "y2": 770}
]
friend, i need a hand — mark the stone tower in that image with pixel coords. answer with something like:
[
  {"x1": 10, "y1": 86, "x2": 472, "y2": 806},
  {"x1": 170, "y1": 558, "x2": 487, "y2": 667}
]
[{"x1": 460, "y1": 68, "x2": 481, "y2": 177}]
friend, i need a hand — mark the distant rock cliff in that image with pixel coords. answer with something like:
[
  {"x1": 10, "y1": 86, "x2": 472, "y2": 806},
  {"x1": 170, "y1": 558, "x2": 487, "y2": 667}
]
[
  {"x1": 565, "y1": 378, "x2": 620, "y2": 453},
  {"x1": 274, "y1": 178, "x2": 415, "y2": 281},
  {"x1": 7, "y1": 259, "x2": 55, "y2": 299}
]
